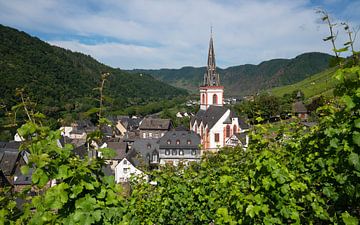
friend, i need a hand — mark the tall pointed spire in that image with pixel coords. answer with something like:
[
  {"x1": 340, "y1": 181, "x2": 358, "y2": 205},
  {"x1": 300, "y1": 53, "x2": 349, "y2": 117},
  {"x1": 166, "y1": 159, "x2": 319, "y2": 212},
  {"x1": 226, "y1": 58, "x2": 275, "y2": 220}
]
[{"x1": 203, "y1": 28, "x2": 220, "y2": 86}]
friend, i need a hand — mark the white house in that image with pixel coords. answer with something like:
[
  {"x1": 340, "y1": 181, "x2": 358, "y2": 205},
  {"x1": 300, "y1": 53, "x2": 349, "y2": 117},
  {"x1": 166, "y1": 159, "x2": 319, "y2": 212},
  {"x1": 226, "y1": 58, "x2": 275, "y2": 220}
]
[{"x1": 114, "y1": 158, "x2": 146, "y2": 183}]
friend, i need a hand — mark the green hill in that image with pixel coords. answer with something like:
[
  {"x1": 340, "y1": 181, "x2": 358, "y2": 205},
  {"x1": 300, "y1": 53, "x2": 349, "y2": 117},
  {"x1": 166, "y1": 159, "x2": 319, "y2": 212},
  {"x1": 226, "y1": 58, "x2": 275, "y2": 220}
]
[
  {"x1": 129, "y1": 52, "x2": 334, "y2": 97},
  {"x1": 268, "y1": 67, "x2": 338, "y2": 99},
  {"x1": 0, "y1": 24, "x2": 187, "y2": 117}
]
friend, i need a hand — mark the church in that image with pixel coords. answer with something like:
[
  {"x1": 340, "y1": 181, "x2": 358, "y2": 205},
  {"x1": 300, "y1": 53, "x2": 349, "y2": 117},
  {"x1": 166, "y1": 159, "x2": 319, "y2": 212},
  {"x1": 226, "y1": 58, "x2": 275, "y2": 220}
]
[{"x1": 190, "y1": 33, "x2": 249, "y2": 151}]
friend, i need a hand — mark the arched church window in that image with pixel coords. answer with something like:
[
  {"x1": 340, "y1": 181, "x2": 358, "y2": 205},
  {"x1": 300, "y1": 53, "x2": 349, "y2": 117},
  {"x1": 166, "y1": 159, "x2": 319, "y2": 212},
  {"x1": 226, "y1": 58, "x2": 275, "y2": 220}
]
[
  {"x1": 213, "y1": 94, "x2": 218, "y2": 104},
  {"x1": 202, "y1": 94, "x2": 205, "y2": 104},
  {"x1": 233, "y1": 125, "x2": 237, "y2": 134},
  {"x1": 226, "y1": 125, "x2": 231, "y2": 138}
]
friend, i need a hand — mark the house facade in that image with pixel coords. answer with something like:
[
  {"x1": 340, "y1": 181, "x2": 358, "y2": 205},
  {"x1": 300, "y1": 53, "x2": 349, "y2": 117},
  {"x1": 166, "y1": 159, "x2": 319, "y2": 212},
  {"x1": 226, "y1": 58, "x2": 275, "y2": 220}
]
[
  {"x1": 158, "y1": 130, "x2": 201, "y2": 166},
  {"x1": 139, "y1": 118, "x2": 172, "y2": 139},
  {"x1": 190, "y1": 33, "x2": 248, "y2": 151}
]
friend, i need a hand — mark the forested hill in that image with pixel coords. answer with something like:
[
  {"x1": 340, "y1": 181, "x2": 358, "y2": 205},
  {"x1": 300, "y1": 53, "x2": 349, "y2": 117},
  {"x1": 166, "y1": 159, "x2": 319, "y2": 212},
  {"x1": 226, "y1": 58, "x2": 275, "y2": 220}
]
[
  {"x1": 0, "y1": 24, "x2": 187, "y2": 117},
  {"x1": 129, "y1": 52, "x2": 333, "y2": 96}
]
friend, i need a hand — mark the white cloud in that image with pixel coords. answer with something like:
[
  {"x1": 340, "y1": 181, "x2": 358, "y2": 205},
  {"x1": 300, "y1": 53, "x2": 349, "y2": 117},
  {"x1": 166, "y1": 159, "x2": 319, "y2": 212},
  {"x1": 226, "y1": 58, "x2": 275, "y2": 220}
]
[{"x1": 1, "y1": 0, "x2": 359, "y2": 69}]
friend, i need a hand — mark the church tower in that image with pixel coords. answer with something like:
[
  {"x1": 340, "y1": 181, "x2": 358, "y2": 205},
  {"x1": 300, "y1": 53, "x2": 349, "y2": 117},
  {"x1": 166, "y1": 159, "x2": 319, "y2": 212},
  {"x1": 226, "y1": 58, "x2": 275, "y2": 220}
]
[{"x1": 200, "y1": 31, "x2": 224, "y2": 110}]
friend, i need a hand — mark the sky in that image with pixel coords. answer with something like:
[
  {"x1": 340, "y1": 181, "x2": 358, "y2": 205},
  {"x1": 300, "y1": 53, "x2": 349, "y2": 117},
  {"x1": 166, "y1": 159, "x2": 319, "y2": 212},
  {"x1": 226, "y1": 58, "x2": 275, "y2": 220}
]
[{"x1": 1, "y1": 0, "x2": 359, "y2": 69}]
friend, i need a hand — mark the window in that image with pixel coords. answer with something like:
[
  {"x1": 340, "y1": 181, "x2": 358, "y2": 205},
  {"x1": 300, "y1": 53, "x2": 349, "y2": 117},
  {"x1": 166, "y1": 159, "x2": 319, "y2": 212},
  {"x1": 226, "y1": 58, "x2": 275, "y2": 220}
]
[
  {"x1": 176, "y1": 140, "x2": 180, "y2": 145},
  {"x1": 165, "y1": 149, "x2": 170, "y2": 155},
  {"x1": 233, "y1": 125, "x2": 237, "y2": 133},
  {"x1": 161, "y1": 133, "x2": 165, "y2": 137},
  {"x1": 123, "y1": 159, "x2": 127, "y2": 164},
  {"x1": 215, "y1": 133, "x2": 220, "y2": 142},
  {"x1": 123, "y1": 168, "x2": 128, "y2": 174},
  {"x1": 172, "y1": 149, "x2": 177, "y2": 155},
  {"x1": 142, "y1": 133, "x2": 146, "y2": 138},
  {"x1": 167, "y1": 140, "x2": 171, "y2": 145},
  {"x1": 213, "y1": 94, "x2": 218, "y2": 104},
  {"x1": 191, "y1": 149, "x2": 197, "y2": 155},
  {"x1": 179, "y1": 150, "x2": 184, "y2": 155},
  {"x1": 149, "y1": 132, "x2": 153, "y2": 138},
  {"x1": 147, "y1": 144, "x2": 151, "y2": 149},
  {"x1": 154, "y1": 133, "x2": 159, "y2": 138},
  {"x1": 187, "y1": 140, "x2": 191, "y2": 145},
  {"x1": 202, "y1": 93, "x2": 205, "y2": 104},
  {"x1": 226, "y1": 125, "x2": 231, "y2": 138},
  {"x1": 152, "y1": 153, "x2": 158, "y2": 162}
]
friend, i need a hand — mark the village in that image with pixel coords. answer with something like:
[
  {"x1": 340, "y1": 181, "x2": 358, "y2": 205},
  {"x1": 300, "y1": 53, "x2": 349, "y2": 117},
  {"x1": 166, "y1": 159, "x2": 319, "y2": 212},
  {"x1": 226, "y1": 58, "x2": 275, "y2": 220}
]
[{"x1": 0, "y1": 34, "x2": 310, "y2": 190}]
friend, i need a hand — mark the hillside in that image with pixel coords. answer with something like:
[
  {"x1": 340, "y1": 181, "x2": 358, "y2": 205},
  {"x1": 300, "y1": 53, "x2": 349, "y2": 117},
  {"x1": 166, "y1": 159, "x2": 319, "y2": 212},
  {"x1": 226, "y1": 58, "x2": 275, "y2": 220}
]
[
  {"x1": 130, "y1": 52, "x2": 333, "y2": 97},
  {"x1": 268, "y1": 67, "x2": 338, "y2": 99},
  {"x1": 0, "y1": 24, "x2": 187, "y2": 117}
]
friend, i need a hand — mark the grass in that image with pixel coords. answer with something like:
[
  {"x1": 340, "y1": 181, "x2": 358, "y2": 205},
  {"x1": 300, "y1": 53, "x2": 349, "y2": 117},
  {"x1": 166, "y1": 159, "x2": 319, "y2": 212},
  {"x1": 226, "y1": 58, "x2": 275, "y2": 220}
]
[{"x1": 268, "y1": 67, "x2": 338, "y2": 99}]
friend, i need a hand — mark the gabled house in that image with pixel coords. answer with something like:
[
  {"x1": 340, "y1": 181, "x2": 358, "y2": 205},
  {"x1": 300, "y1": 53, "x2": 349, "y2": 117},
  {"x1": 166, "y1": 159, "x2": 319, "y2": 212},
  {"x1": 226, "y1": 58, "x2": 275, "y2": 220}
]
[
  {"x1": 139, "y1": 118, "x2": 172, "y2": 139},
  {"x1": 226, "y1": 132, "x2": 249, "y2": 149},
  {"x1": 130, "y1": 139, "x2": 160, "y2": 168},
  {"x1": 116, "y1": 116, "x2": 142, "y2": 135},
  {"x1": 114, "y1": 157, "x2": 145, "y2": 183},
  {"x1": 0, "y1": 147, "x2": 27, "y2": 185},
  {"x1": 158, "y1": 130, "x2": 201, "y2": 166},
  {"x1": 105, "y1": 141, "x2": 128, "y2": 172},
  {"x1": 292, "y1": 101, "x2": 308, "y2": 120}
]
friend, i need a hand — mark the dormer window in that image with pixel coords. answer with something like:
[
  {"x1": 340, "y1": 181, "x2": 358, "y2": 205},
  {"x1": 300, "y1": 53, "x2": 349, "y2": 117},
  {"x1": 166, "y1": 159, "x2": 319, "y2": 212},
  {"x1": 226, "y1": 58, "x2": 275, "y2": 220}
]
[
  {"x1": 176, "y1": 140, "x2": 180, "y2": 145},
  {"x1": 147, "y1": 144, "x2": 151, "y2": 149},
  {"x1": 167, "y1": 140, "x2": 171, "y2": 145},
  {"x1": 187, "y1": 140, "x2": 191, "y2": 145}
]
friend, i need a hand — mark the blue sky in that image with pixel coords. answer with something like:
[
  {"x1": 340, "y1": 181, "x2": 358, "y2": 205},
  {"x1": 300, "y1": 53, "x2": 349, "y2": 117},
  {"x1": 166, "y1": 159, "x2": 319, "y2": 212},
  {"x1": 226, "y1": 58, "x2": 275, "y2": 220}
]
[{"x1": 1, "y1": 0, "x2": 359, "y2": 69}]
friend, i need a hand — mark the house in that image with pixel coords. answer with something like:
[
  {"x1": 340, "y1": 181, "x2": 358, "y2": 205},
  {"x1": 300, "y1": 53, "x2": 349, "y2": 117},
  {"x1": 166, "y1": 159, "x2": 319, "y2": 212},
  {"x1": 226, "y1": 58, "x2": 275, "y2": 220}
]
[
  {"x1": 105, "y1": 140, "x2": 128, "y2": 172},
  {"x1": 292, "y1": 91, "x2": 308, "y2": 120},
  {"x1": 226, "y1": 132, "x2": 249, "y2": 149},
  {"x1": 0, "y1": 146, "x2": 27, "y2": 185},
  {"x1": 114, "y1": 116, "x2": 142, "y2": 136},
  {"x1": 130, "y1": 139, "x2": 160, "y2": 169},
  {"x1": 190, "y1": 33, "x2": 249, "y2": 151},
  {"x1": 293, "y1": 101, "x2": 308, "y2": 120},
  {"x1": 113, "y1": 139, "x2": 156, "y2": 183},
  {"x1": 114, "y1": 157, "x2": 145, "y2": 183},
  {"x1": 60, "y1": 119, "x2": 95, "y2": 140},
  {"x1": 158, "y1": 130, "x2": 201, "y2": 166},
  {"x1": 139, "y1": 118, "x2": 172, "y2": 139}
]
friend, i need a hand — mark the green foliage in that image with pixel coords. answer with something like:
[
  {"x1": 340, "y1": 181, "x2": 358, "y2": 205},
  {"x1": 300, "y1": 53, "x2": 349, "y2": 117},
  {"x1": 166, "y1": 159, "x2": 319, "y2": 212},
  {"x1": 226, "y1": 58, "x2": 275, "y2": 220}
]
[
  {"x1": 122, "y1": 65, "x2": 360, "y2": 224},
  {"x1": 130, "y1": 52, "x2": 334, "y2": 97},
  {"x1": 270, "y1": 67, "x2": 338, "y2": 99},
  {"x1": 0, "y1": 24, "x2": 187, "y2": 127}
]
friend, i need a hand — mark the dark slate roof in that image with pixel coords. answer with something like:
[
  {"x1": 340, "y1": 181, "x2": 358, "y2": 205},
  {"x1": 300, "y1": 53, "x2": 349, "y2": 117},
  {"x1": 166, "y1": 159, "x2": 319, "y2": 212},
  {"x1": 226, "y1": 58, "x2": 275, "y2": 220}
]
[
  {"x1": 159, "y1": 131, "x2": 200, "y2": 149},
  {"x1": 128, "y1": 139, "x2": 159, "y2": 167},
  {"x1": 234, "y1": 132, "x2": 248, "y2": 146},
  {"x1": 0, "y1": 141, "x2": 21, "y2": 149},
  {"x1": 106, "y1": 141, "x2": 127, "y2": 160},
  {"x1": 119, "y1": 117, "x2": 141, "y2": 130},
  {"x1": 174, "y1": 125, "x2": 189, "y2": 131},
  {"x1": 13, "y1": 168, "x2": 33, "y2": 185},
  {"x1": 139, "y1": 118, "x2": 172, "y2": 130},
  {"x1": 73, "y1": 144, "x2": 88, "y2": 159},
  {"x1": 0, "y1": 150, "x2": 20, "y2": 176},
  {"x1": 293, "y1": 101, "x2": 308, "y2": 113},
  {"x1": 0, "y1": 170, "x2": 11, "y2": 187},
  {"x1": 123, "y1": 131, "x2": 139, "y2": 142},
  {"x1": 191, "y1": 105, "x2": 228, "y2": 129},
  {"x1": 191, "y1": 106, "x2": 249, "y2": 130},
  {"x1": 102, "y1": 164, "x2": 114, "y2": 177},
  {"x1": 100, "y1": 125, "x2": 114, "y2": 137}
]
